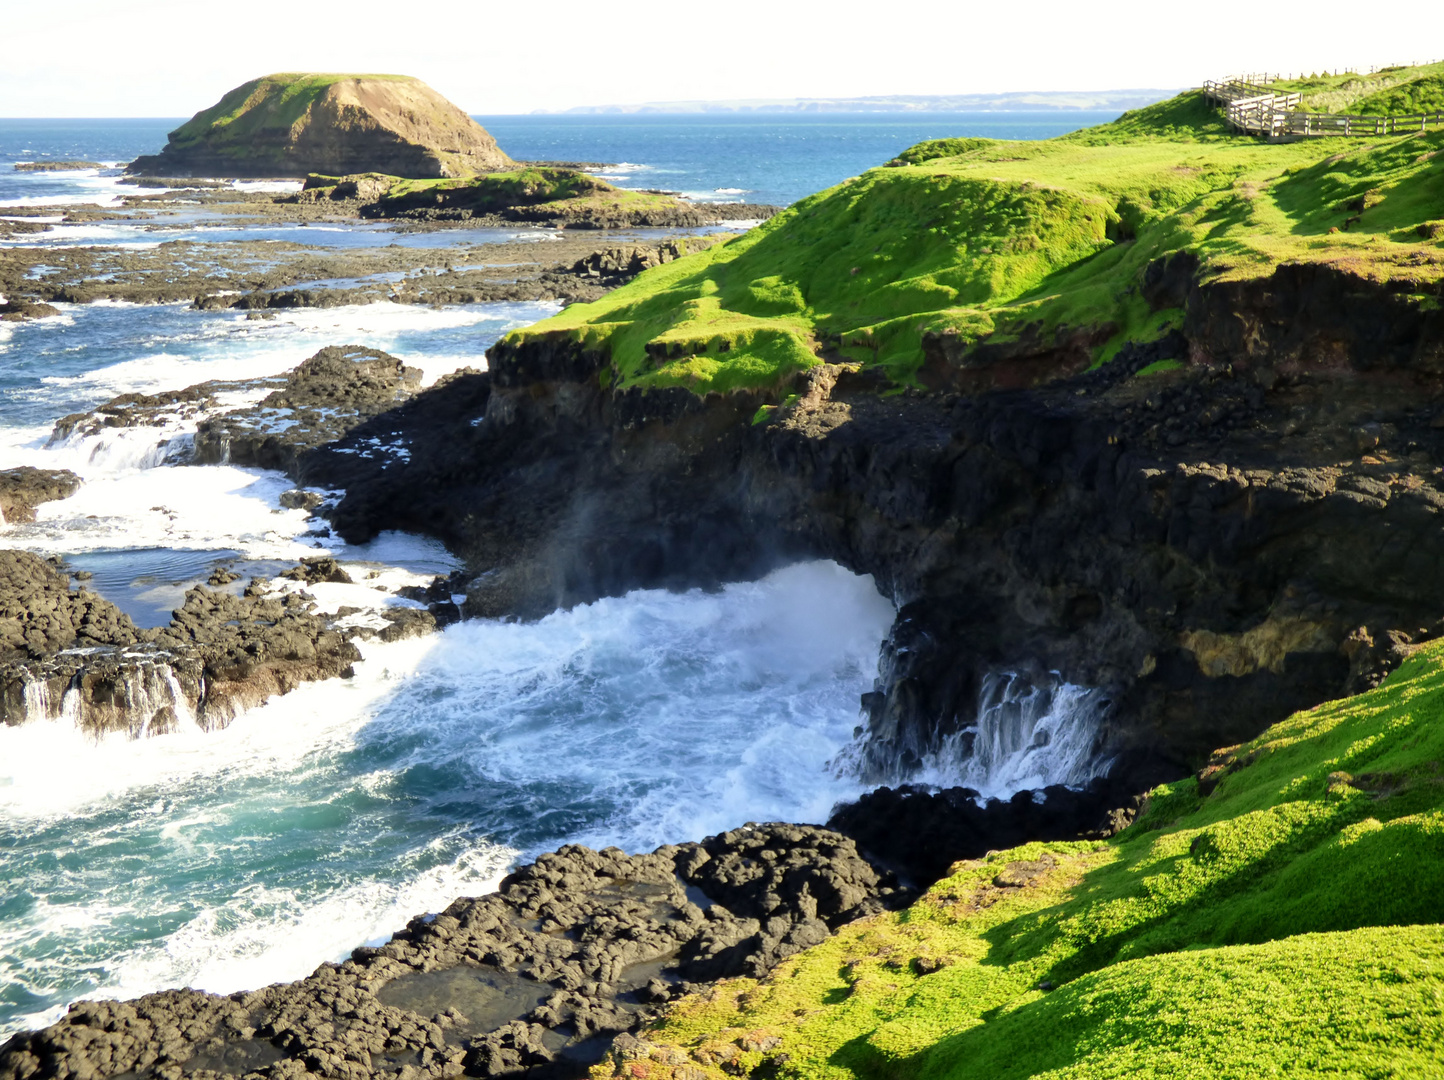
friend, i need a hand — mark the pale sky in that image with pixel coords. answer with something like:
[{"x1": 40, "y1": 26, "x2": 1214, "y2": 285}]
[{"x1": 4, "y1": 0, "x2": 1443, "y2": 116}]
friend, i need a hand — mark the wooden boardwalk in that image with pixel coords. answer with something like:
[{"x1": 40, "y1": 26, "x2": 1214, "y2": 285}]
[{"x1": 1202, "y1": 76, "x2": 1444, "y2": 138}]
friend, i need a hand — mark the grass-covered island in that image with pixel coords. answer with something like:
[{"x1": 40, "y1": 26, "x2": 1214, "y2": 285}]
[
  {"x1": 126, "y1": 72, "x2": 514, "y2": 178},
  {"x1": 124, "y1": 71, "x2": 779, "y2": 226}
]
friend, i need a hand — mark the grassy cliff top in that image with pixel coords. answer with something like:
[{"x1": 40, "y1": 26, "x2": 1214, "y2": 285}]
[
  {"x1": 502, "y1": 64, "x2": 1444, "y2": 395},
  {"x1": 597, "y1": 634, "x2": 1444, "y2": 1078}
]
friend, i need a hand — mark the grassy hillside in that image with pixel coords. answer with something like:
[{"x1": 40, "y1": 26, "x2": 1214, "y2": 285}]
[
  {"x1": 596, "y1": 636, "x2": 1444, "y2": 1079},
  {"x1": 502, "y1": 68, "x2": 1444, "y2": 395},
  {"x1": 167, "y1": 73, "x2": 414, "y2": 147},
  {"x1": 1353, "y1": 74, "x2": 1444, "y2": 117},
  {"x1": 1270, "y1": 62, "x2": 1444, "y2": 114}
]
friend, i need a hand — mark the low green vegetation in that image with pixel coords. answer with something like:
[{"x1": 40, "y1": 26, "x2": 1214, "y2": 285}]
[
  {"x1": 376, "y1": 167, "x2": 677, "y2": 215},
  {"x1": 1270, "y1": 62, "x2": 1444, "y2": 114},
  {"x1": 1353, "y1": 74, "x2": 1444, "y2": 117},
  {"x1": 503, "y1": 65, "x2": 1444, "y2": 395},
  {"x1": 601, "y1": 637, "x2": 1444, "y2": 1079},
  {"x1": 168, "y1": 73, "x2": 413, "y2": 149},
  {"x1": 303, "y1": 166, "x2": 685, "y2": 223}
]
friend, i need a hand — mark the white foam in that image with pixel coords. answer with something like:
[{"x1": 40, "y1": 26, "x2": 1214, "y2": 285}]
[
  {"x1": 0, "y1": 561, "x2": 891, "y2": 1039},
  {"x1": 13, "y1": 463, "x2": 318, "y2": 559},
  {"x1": 232, "y1": 180, "x2": 304, "y2": 194},
  {"x1": 0, "y1": 634, "x2": 438, "y2": 819},
  {"x1": 913, "y1": 673, "x2": 1110, "y2": 798}
]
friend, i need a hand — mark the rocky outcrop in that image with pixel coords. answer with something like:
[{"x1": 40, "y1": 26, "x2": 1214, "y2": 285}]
[
  {"x1": 827, "y1": 775, "x2": 1159, "y2": 889},
  {"x1": 0, "y1": 300, "x2": 62, "y2": 322},
  {"x1": 0, "y1": 550, "x2": 440, "y2": 738},
  {"x1": 0, "y1": 551, "x2": 135, "y2": 657},
  {"x1": 314, "y1": 257, "x2": 1444, "y2": 791},
  {"x1": 351, "y1": 169, "x2": 780, "y2": 230},
  {"x1": 192, "y1": 345, "x2": 422, "y2": 480},
  {"x1": 127, "y1": 74, "x2": 513, "y2": 179},
  {"x1": 13, "y1": 161, "x2": 102, "y2": 172},
  {"x1": 0, "y1": 825, "x2": 906, "y2": 1080},
  {"x1": 0, "y1": 468, "x2": 81, "y2": 522}
]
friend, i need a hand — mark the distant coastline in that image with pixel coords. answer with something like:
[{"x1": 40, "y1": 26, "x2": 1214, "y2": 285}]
[{"x1": 530, "y1": 88, "x2": 1180, "y2": 115}]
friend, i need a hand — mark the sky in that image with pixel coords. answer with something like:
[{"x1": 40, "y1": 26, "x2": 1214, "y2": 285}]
[{"x1": 4, "y1": 0, "x2": 1444, "y2": 116}]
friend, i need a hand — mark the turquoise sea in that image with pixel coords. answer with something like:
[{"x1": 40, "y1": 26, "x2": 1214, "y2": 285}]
[{"x1": 0, "y1": 110, "x2": 1118, "y2": 1039}]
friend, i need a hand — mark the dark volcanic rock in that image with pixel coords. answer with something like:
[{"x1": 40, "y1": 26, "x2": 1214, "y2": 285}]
[
  {"x1": 0, "y1": 825, "x2": 906, "y2": 1080},
  {"x1": 315, "y1": 260, "x2": 1444, "y2": 791},
  {"x1": 0, "y1": 550, "x2": 137, "y2": 659},
  {"x1": 0, "y1": 467, "x2": 81, "y2": 522},
  {"x1": 193, "y1": 345, "x2": 422, "y2": 480},
  {"x1": 827, "y1": 774, "x2": 1165, "y2": 889},
  {"x1": 0, "y1": 300, "x2": 62, "y2": 322},
  {"x1": 0, "y1": 552, "x2": 372, "y2": 736}
]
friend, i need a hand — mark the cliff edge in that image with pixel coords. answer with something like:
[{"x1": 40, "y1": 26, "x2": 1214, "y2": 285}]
[{"x1": 127, "y1": 73, "x2": 513, "y2": 178}]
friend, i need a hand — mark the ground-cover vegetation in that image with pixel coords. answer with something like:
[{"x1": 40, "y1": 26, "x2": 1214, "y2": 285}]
[
  {"x1": 1270, "y1": 62, "x2": 1444, "y2": 115},
  {"x1": 598, "y1": 637, "x2": 1444, "y2": 1079},
  {"x1": 167, "y1": 73, "x2": 415, "y2": 148},
  {"x1": 506, "y1": 65, "x2": 1444, "y2": 394},
  {"x1": 372, "y1": 167, "x2": 682, "y2": 217}
]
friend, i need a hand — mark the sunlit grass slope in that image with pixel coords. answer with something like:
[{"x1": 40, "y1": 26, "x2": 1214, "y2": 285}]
[
  {"x1": 169, "y1": 73, "x2": 413, "y2": 146},
  {"x1": 599, "y1": 638, "x2": 1444, "y2": 1079},
  {"x1": 505, "y1": 67, "x2": 1444, "y2": 395}
]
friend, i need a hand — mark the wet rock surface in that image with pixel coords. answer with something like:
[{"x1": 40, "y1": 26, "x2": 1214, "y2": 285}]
[
  {"x1": 0, "y1": 551, "x2": 136, "y2": 659},
  {"x1": 0, "y1": 300, "x2": 62, "y2": 322},
  {"x1": 192, "y1": 345, "x2": 422, "y2": 479},
  {"x1": 0, "y1": 825, "x2": 907, "y2": 1080},
  {"x1": 0, "y1": 547, "x2": 442, "y2": 737},
  {"x1": 0, "y1": 178, "x2": 751, "y2": 312},
  {"x1": 13, "y1": 161, "x2": 104, "y2": 172},
  {"x1": 827, "y1": 774, "x2": 1161, "y2": 889},
  {"x1": 0, "y1": 468, "x2": 81, "y2": 522}
]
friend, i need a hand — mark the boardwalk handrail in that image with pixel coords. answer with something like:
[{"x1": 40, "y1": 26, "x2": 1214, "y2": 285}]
[{"x1": 1203, "y1": 74, "x2": 1444, "y2": 138}]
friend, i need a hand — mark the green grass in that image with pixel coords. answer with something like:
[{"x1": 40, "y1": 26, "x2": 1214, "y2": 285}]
[
  {"x1": 168, "y1": 73, "x2": 414, "y2": 148},
  {"x1": 1353, "y1": 74, "x2": 1444, "y2": 117},
  {"x1": 371, "y1": 166, "x2": 683, "y2": 221},
  {"x1": 1271, "y1": 62, "x2": 1444, "y2": 114},
  {"x1": 502, "y1": 69, "x2": 1444, "y2": 396},
  {"x1": 597, "y1": 637, "x2": 1444, "y2": 1079}
]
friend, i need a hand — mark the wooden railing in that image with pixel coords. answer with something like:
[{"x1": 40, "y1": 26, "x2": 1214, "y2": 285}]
[
  {"x1": 1203, "y1": 74, "x2": 1444, "y2": 138},
  {"x1": 1279, "y1": 110, "x2": 1444, "y2": 136}
]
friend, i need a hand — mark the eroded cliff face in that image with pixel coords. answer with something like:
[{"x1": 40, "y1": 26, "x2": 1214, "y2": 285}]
[{"x1": 323, "y1": 257, "x2": 1444, "y2": 788}]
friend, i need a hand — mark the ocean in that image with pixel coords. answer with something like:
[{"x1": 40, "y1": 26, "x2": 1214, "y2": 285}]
[{"x1": 0, "y1": 111, "x2": 1117, "y2": 1039}]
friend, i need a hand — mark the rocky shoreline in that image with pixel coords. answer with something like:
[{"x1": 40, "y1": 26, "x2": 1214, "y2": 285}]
[
  {"x1": 0, "y1": 825, "x2": 908, "y2": 1080},
  {"x1": 14, "y1": 113, "x2": 1444, "y2": 1079},
  {"x1": 0, "y1": 175, "x2": 774, "y2": 315},
  {"x1": 0, "y1": 343, "x2": 486, "y2": 738}
]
